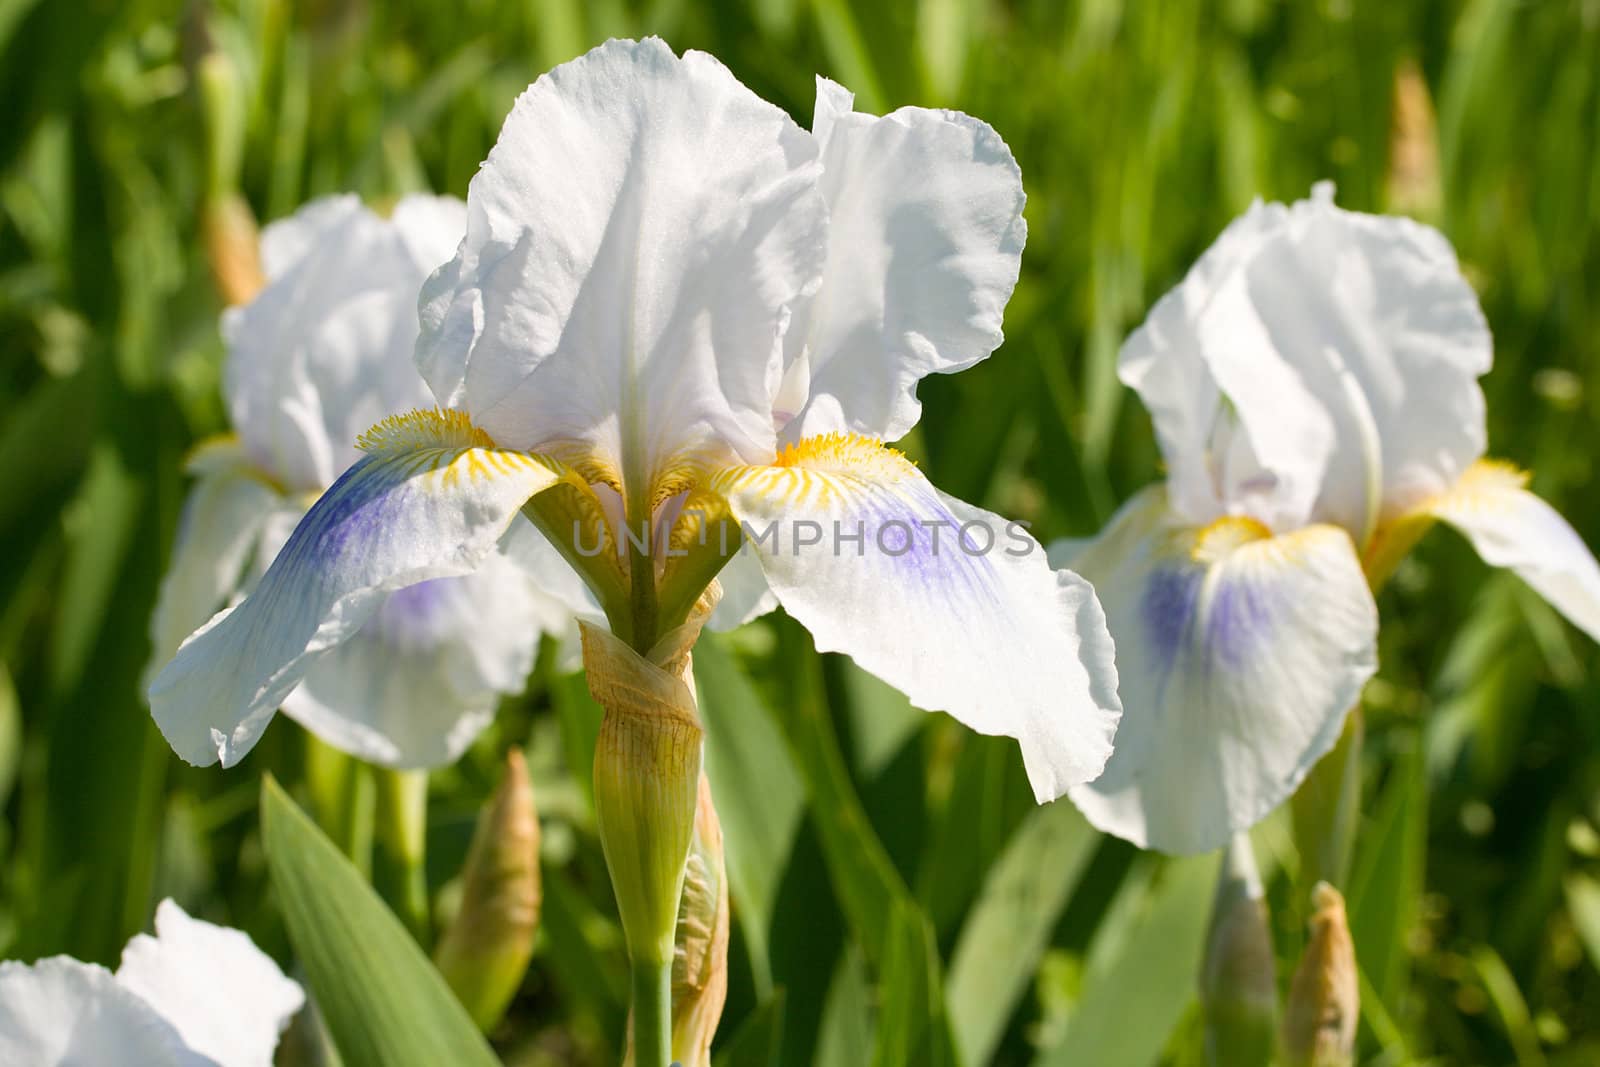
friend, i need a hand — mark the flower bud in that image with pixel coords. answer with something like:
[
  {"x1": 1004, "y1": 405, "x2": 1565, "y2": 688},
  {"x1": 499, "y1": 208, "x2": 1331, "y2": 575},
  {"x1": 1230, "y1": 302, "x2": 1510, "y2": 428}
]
[
  {"x1": 432, "y1": 749, "x2": 541, "y2": 1032},
  {"x1": 202, "y1": 193, "x2": 264, "y2": 307},
  {"x1": 1200, "y1": 835, "x2": 1277, "y2": 1067},
  {"x1": 585, "y1": 587, "x2": 718, "y2": 970},
  {"x1": 1386, "y1": 57, "x2": 1441, "y2": 222},
  {"x1": 1281, "y1": 882, "x2": 1359, "y2": 1067}
]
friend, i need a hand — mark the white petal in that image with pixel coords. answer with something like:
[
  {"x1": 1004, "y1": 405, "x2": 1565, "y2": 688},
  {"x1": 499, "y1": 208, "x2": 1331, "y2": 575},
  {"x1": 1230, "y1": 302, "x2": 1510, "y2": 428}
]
[
  {"x1": 282, "y1": 552, "x2": 544, "y2": 766},
  {"x1": 1425, "y1": 462, "x2": 1600, "y2": 642},
  {"x1": 416, "y1": 38, "x2": 826, "y2": 490},
  {"x1": 1120, "y1": 199, "x2": 1334, "y2": 530},
  {"x1": 116, "y1": 900, "x2": 303, "y2": 1067},
  {"x1": 1068, "y1": 487, "x2": 1378, "y2": 854},
  {"x1": 145, "y1": 461, "x2": 281, "y2": 685},
  {"x1": 705, "y1": 541, "x2": 779, "y2": 630},
  {"x1": 226, "y1": 195, "x2": 460, "y2": 491},
  {"x1": 1122, "y1": 185, "x2": 1490, "y2": 537},
  {"x1": 0, "y1": 958, "x2": 202, "y2": 1067},
  {"x1": 496, "y1": 514, "x2": 605, "y2": 627},
  {"x1": 711, "y1": 436, "x2": 1121, "y2": 798},
  {"x1": 780, "y1": 78, "x2": 1026, "y2": 443},
  {"x1": 147, "y1": 413, "x2": 564, "y2": 767}
]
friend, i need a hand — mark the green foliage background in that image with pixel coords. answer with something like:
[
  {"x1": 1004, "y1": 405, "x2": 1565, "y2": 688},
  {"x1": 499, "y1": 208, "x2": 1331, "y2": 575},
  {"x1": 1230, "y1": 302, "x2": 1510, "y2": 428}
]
[{"x1": 2, "y1": 0, "x2": 1599, "y2": 1063}]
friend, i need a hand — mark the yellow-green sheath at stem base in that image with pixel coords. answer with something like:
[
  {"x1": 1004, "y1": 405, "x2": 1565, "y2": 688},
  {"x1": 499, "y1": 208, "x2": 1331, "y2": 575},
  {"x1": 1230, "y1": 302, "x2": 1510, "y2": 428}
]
[
  {"x1": 433, "y1": 749, "x2": 541, "y2": 1032},
  {"x1": 584, "y1": 587, "x2": 719, "y2": 1067}
]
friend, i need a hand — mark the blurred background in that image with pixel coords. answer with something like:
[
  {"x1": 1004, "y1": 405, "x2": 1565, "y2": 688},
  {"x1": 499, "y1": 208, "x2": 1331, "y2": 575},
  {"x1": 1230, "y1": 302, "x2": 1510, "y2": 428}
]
[{"x1": 2, "y1": 0, "x2": 1599, "y2": 1063}]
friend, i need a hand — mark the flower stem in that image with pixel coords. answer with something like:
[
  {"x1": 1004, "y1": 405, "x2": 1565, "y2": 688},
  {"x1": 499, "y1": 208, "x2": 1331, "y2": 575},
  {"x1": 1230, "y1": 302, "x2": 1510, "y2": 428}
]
[
  {"x1": 303, "y1": 733, "x2": 373, "y2": 874},
  {"x1": 630, "y1": 954, "x2": 673, "y2": 1067},
  {"x1": 374, "y1": 767, "x2": 430, "y2": 944}
]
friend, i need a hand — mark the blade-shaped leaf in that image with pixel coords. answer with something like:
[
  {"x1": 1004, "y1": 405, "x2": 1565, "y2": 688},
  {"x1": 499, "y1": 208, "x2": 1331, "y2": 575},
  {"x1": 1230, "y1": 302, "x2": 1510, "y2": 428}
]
[
  {"x1": 1347, "y1": 742, "x2": 1425, "y2": 1012},
  {"x1": 695, "y1": 631, "x2": 805, "y2": 996},
  {"x1": 713, "y1": 990, "x2": 786, "y2": 1067},
  {"x1": 1034, "y1": 853, "x2": 1219, "y2": 1067},
  {"x1": 259, "y1": 775, "x2": 500, "y2": 1067},
  {"x1": 948, "y1": 801, "x2": 1099, "y2": 1065}
]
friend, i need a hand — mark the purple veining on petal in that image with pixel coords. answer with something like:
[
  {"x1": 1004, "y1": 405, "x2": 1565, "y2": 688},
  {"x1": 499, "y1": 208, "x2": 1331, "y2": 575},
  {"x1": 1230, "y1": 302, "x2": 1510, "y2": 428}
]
[
  {"x1": 1203, "y1": 577, "x2": 1271, "y2": 670},
  {"x1": 1140, "y1": 564, "x2": 1202, "y2": 670},
  {"x1": 370, "y1": 577, "x2": 469, "y2": 651},
  {"x1": 856, "y1": 484, "x2": 1005, "y2": 611}
]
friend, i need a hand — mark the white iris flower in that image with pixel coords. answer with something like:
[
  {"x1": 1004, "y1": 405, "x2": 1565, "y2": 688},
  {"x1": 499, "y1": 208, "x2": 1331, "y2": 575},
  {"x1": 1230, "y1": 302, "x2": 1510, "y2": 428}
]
[
  {"x1": 148, "y1": 38, "x2": 1122, "y2": 802},
  {"x1": 1060, "y1": 184, "x2": 1600, "y2": 854},
  {"x1": 0, "y1": 900, "x2": 302, "y2": 1067},
  {"x1": 148, "y1": 194, "x2": 575, "y2": 768}
]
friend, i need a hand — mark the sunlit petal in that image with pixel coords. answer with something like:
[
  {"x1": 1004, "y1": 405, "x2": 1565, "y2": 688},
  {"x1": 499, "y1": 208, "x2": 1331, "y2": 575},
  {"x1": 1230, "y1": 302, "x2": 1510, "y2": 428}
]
[
  {"x1": 778, "y1": 78, "x2": 1026, "y2": 443},
  {"x1": 147, "y1": 411, "x2": 565, "y2": 767},
  {"x1": 1122, "y1": 185, "x2": 1490, "y2": 538},
  {"x1": 1424, "y1": 461, "x2": 1600, "y2": 642},
  {"x1": 704, "y1": 541, "x2": 778, "y2": 631},
  {"x1": 116, "y1": 900, "x2": 303, "y2": 1067},
  {"x1": 711, "y1": 435, "x2": 1121, "y2": 799},
  {"x1": 1067, "y1": 487, "x2": 1378, "y2": 854},
  {"x1": 417, "y1": 37, "x2": 826, "y2": 492}
]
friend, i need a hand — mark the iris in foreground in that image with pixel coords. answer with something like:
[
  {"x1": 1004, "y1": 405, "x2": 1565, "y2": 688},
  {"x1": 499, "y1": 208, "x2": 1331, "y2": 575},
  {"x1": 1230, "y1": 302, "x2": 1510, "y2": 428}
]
[
  {"x1": 0, "y1": 900, "x2": 302, "y2": 1067},
  {"x1": 1061, "y1": 184, "x2": 1600, "y2": 855},
  {"x1": 149, "y1": 36, "x2": 1121, "y2": 1066}
]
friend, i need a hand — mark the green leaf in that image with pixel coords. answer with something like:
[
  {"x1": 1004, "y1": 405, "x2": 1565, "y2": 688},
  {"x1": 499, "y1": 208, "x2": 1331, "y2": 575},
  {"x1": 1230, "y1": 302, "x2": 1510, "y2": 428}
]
[
  {"x1": 695, "y1": 632, "x2": 805, "y2": 996},
  {"x1": 259, "y1": 775, "x2": 500, "y2": 1067},
  {"x1": 1347, "y1": 742, "x2": 1425, "y2": 1012},
  {"x1": 1034, "y1": 853, "x2": 1219, "y2": 1067},
  {"x1": 1565, "y1": 873, "x2": 1600, "y2": 975},
  {"x1": 873, "y1": 900, "x2": 958, "y2": 1067},
  {"x1": 714, "y1": 990, "x2": 786, "y2": 1067},
  {"x1": 816, "y1": 948, "x2": 874, "y2": 1059},
  {"x1": 947, "y1": 801, "x2": 1099, "y2": 1066}
]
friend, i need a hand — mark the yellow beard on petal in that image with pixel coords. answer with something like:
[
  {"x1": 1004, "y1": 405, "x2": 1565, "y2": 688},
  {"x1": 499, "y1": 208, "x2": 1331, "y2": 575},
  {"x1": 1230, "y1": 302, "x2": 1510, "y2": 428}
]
[
  {"x1": 773, "y1": 432, "x2": 917, "y2": 479},
  {"x1": 1191, "y1": 515, "x2": 1273, "y2": 565},
  {"x1": 357, "y1": 408, "x2": 499, "y2": 455},
  {"x1": 708, "y1": 432, "x2": 919, "y2": 510}
]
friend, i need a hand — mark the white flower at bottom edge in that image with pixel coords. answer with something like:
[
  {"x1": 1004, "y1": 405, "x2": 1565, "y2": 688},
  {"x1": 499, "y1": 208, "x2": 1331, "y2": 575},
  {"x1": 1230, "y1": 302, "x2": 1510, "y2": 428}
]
[{"x1": 0, "y1": 900, "x2": 303, "y2": 1067}]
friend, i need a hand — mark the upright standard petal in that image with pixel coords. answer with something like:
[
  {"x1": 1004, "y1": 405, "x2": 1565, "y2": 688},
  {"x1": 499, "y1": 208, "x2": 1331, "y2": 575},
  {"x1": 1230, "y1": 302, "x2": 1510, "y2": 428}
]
[
  {"x1": 416, "y1": 37, "x2": 826, "y2": 492},
  {"x1": 148, "y1": 411, "x2": 565, "y2": 767},
  {"x1": 1422, "y1": 461, "x2": 1600, "y2": 642},
  {"x1": 1068, "y1": 487, "x2": 1379, "y2": 854},
  {"x1": 710, "y1": 434, "x2": 1121, "y2": 799},
  {"x1": 226, "y1": 195, "x2": 464, "y2": 491},
  {"x1": 0, "y1": 958, "x2": 202, "y2": 1067},
  {"x1": 1119, "y1": 200, "x2": 1332, "y2": 530},
  {"x1": 282, "y1": 553, "x2": 545, "y2": 767},
  {"x1": 116, "y1": 900, "x2": 304, "y2": 1067},
  {"x1": 1121, "y1": 186, "x2": 1490, "y2": 539},
  {"x1": 777, "y1": 78, "x2": 1026, "y2": 443}
]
